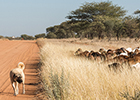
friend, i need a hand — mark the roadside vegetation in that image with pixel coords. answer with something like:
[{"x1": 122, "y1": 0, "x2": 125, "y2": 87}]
[
  {"x1": 0, "y1": 33, "x2": 46, "y2": 40},
  {"x1": 37, "y1": 38, "x2": 140, "y2": 100}
]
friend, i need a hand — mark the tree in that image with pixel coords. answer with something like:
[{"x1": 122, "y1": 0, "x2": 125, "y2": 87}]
[
  {"x1": 55, "y1": 29, "x2": 67, "y2": 38},
  {"x1": 113, "y1": 21, "x2": 123, "y2": 40},
  {"x1": 66, "y1": 1, "x2": 127, "y2": 39},
  {"x1": 21, "y1": 34, "x2": 35, "y2": 40},
  {"x1": 46, "y1": 25, "x2": 59, "y2": 33},
  {"x1": 59, "y1": 21, "x2": 75, "y2": 38},
  {"x1": 66, "y1": 1, "x2": 127, "y2": 22},
  {"x1": 35, "y1": 33, "x2": 46, "y2": 39},
  {"x1": 90, "y1": 15, "x2": 106, "y2": 39},
  {"x1": 70, "y1": 21, "x2": 90, "y2": 38},
  {"x1": 134, "y1": 10, "x2": 140, "y2": 20},
  {"x1": 46, "y1": 32, "x2": 57, "y2": 38},
  {"x1": 104, "y1": 19, "x2": 115, "y2": 40},
  {"x1": 46, "y1": 22, "x2": 75, "y2": 39},
  {"x1": 134, "y1": 10, "x2": 140, "y2": 28},
  {"x1": 122, "y1": 16, "x2": 139, "y2": 38}
]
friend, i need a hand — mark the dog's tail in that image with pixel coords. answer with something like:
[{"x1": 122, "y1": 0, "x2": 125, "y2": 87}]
[{"x1": 17, "y1": 62, "x2": 25, "y2": 70}]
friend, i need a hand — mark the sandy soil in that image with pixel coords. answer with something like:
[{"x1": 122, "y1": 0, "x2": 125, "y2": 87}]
[{"x1": 0, "y1": 40, "x2": 40, "y2": 100}]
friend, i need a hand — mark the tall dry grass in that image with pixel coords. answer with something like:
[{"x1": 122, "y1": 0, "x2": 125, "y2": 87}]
[{"x1": 37, "y1": 38, "x2": 140, "y2": 100}]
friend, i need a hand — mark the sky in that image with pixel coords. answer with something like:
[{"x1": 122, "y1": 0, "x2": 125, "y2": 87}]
[{"x1": 0, "y1": 0, "x2": 140, "y2": 37}]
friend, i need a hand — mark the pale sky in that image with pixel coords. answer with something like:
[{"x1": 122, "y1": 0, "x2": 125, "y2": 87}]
[{"x1": 0, "y1": 0, "x2": 139, "y2": 37}]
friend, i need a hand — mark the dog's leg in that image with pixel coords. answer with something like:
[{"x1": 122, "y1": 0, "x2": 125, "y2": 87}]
[
  {"x1": 22, "y1": 82, "x2": 25, "y2": 94},
  {"x1": 15, "y1": 82, "x2": 19, "y2": 95},
  {"x1": 12, "y1": 82, "x2": 16, "y2": 96}
]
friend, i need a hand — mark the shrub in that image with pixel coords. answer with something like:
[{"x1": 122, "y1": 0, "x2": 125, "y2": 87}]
[
  {"x1": 0, "y1": 35, "x2": 4, "y2": 39},
  {"x1": 21, "y1": 34, "x2": 35, "y2": 40}
]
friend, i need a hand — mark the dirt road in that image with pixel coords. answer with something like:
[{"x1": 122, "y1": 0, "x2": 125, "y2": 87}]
[{"x1": 0, "y1": 40, "x2": 40, "y2": 100}]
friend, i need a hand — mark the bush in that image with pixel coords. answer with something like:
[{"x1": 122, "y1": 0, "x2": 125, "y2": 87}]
[
  {"x1": 0, "y1": 35, "x2": 4, "y2": 39},
  {"x1": 21, "y1": 34, "x2": 35, "y2": 40}
]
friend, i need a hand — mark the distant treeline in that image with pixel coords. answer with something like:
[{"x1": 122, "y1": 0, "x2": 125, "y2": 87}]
[
  {"x1": 0, "y1": 33, "x2": 46, "y2": 40},
  {"x1": 46, "y1": 1, "x2": 140, "y2": 40}
]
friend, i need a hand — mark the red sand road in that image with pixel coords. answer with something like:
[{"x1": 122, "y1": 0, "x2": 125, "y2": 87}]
[{"x1": 0, "y1": 40, "x2": 40, "y2": 100}]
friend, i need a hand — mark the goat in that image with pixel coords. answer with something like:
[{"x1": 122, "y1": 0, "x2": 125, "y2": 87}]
[
  {"x1": 89, "y1": 51, "x2": 106, "y2": 61},
  {"x1": 108, "y1": 62, "x2": 122, "y2": 72}
]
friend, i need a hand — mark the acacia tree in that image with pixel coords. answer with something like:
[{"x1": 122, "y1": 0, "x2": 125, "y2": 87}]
[
  {"x1": 67, "y1": 1, "x2": 126, "y2": 21},
  {"x1": 134, "y1": 10, "x2": 140, "y2": 25},
  {"x1": 113, "y1": 21, "x2": 123, "y2": 40},
  {"x1": 70, "y1": 21, "x2": 90, "y2": 38},
  {"x1": 122, "y1": 16, "x2": 139, "y2": 38},
  {"x1": 134, "y1": 10, "x2": 140, "y2": 37},
  {"x1": 59, "y1": 21, "x2": 75, "y2": 38},
  {"x1": 66, "y1": 1, "x2": 127, "y2": 39},
  {"x1": 104, "y1": 19, "x2": 115, "y2": 40},
  {"x1": 46, "y1": 22, "x2": 75, "y2": 39}
]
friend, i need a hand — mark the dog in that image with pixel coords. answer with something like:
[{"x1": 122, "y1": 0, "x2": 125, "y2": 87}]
[{"x1": 10, "y1": 62, "x2": 25, "y2": 96}]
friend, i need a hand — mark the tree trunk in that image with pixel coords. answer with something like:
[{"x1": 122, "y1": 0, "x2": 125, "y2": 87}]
[{"x1": 116, "y1": 33, "x2": 120, "y2": 40}]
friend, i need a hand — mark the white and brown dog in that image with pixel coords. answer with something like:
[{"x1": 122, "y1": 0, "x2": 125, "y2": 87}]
[{"x1": 10, "y1": 62, "x2": 25, "y2": 96}]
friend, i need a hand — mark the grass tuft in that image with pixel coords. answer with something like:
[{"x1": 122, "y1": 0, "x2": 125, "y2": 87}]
[{"x1": 120, "y1": 86, "x2": 140, "y2": 100}]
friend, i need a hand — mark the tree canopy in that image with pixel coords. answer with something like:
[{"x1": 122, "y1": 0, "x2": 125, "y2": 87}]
[{"x1": 66, "y1": 1, "x2": 127, "y2": 22}]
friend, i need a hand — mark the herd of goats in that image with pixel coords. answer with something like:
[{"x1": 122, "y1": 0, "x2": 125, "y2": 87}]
[{"x1": 74, "y1": 47, "x2": 140, "y2": 71}]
